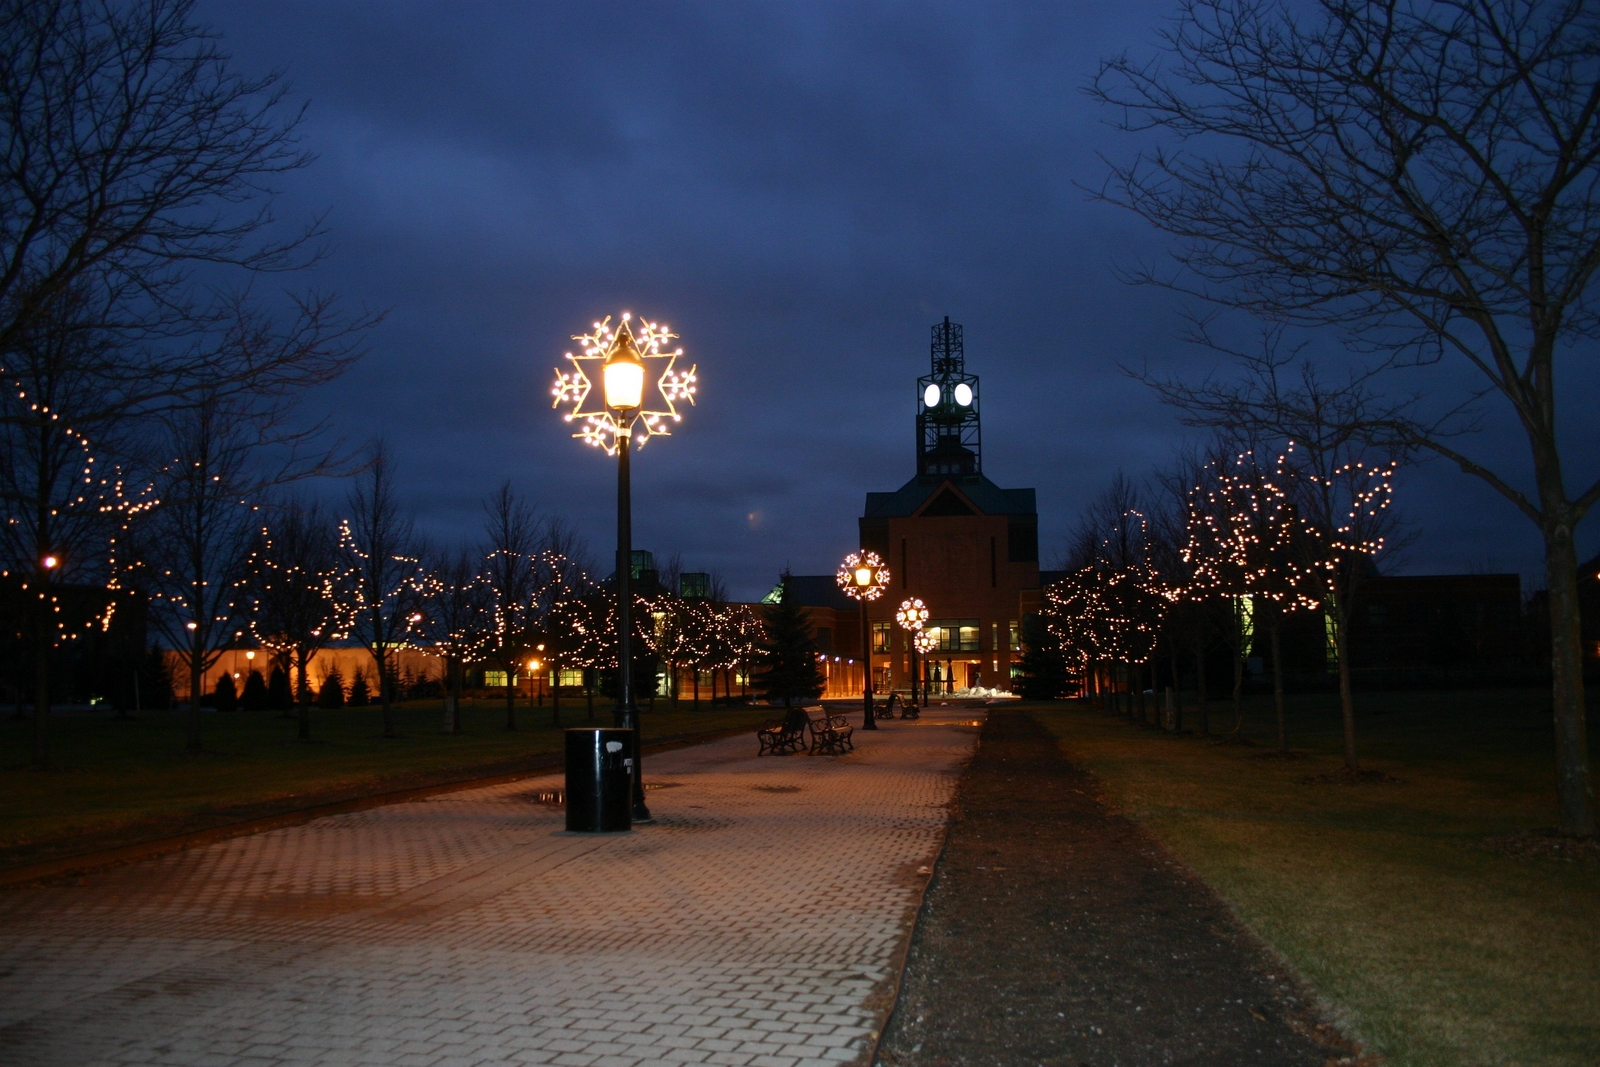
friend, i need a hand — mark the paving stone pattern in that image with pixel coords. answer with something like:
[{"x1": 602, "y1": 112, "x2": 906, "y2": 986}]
[{"x1": 0, "y1": 711, "x2": 982, "y2": 1067}]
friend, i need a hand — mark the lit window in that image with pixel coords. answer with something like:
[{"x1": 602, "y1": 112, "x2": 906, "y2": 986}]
[
  {"x1": 557, "y1": 668, "x2": 584, "y2": 687},
  {"x1": 484, "y1": 670, "x2": 517, "y2": 688},
  {"x1": 925, "y1": 620, "x2": 981, "y2": 651},
  {"x1": 1009, "y1": 620, "x2": 1020, "y2": 651},
  {"x1": 872, "y1": 621, "x2": 893, "y2": 653}
]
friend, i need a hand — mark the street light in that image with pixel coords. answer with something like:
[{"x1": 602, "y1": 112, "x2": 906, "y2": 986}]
[
  {"x1": 914, "y1": 630, "x2": 937, "y2": 705},
  {"x1": 836, "y1": 551, "x2": 890, "y2": 729},
  {"x1": 553, "y1": 312, "x2": 697, "y2": 822},
  {"x1": 895, "y1": 598, "x2": 929, "y2": 709}
]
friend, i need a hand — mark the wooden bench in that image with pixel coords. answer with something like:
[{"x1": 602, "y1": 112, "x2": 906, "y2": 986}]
[
  {"x1": 756, "y1": 708, "x2": 810, "y2": 755},
  {"x1": 807, "y1": 712, "x2": 855, "y2": 755}
]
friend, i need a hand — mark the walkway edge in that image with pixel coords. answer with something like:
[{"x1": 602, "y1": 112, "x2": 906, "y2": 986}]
[
  {"x1": 0, "y1": 725, "x2": 752, "y2": 889},
  {"x1": 859, "y1": 737, "x2": 983, "y2": 1067}
]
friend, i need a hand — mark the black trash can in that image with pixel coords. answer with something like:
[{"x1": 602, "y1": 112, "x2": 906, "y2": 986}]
[{"x1": 565, "y1": 727, "x2": 633, "y2": 833}]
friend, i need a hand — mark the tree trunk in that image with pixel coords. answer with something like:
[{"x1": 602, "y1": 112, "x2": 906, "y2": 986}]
[
  {"x1": 188, "y1": 640, "x2": 204, "y2": 751},
  {"x1": 551, "y1": 667, "x2": 561, "y2": 728},
  {"x1": 379, "y1": 648, "x2": 396, "y2": 738},
  {"x1": 1270, "y1": 616, "x2": 1286, "y2": 752},
  {"x1": 692, "y1": 667, "x2": 700, "y2": 710},
  {"x1": 1543, "y1": 522, "x2": 1595, "y2": 836},
  {"x1": 32, "y1": 618, "x2": 50, "y2": 767},
  {"x1": 1194, "y1": 639, "x2": 1209, "y2": 737},
  {"x1": 503, "y1": 669, "x2": 516, "y2": 731},
  {"x1": 1168, "y1": 642, "x2": 1183, "y2": 733},
  {"x1": 1332, "y1": 603, "x2": 1358, "y2": 770},
  {"x1": 1230, "y1": 647, "x2": 1244, "y2": 737},
  {"x1": 296, "y1": 647, "x2": 312, "y2": 741}
]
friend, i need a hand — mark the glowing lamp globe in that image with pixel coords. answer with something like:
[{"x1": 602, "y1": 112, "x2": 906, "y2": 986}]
[
  {"x1": 41, "y1": 555, "x2": 57, "y2": 569},
  {"x1": 602, "y1": 327, "x2": 647, "y2": 411},
  {"x1": 836, "y1": 551, "x2": 890, "y2": 603}
]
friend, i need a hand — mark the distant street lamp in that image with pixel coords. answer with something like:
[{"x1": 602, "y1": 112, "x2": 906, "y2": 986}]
[
  {"x1": 837, "y1": 551, "x2": 890, "y2": 729},
  {"x1": 895, "y1": 598, "x2": 929, "y2": 708},
  {"x1": 553, "y1": 313, "x2": 696, "y2": 822},
  {"x1": 914, "y1": 630, "x2": 937, "y2": 705},
  {"x1": 915, "y1": 630, "x2": 934, "y2": 703}
]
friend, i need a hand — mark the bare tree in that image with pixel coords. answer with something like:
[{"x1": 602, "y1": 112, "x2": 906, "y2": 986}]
[
  {"x1": 1, "y1": 0, "x2": 371, "y2": 760},
  {"x1": 248, "y1": 500, "x2": 338, "y2": 741},
  {"x1": 0, "y1": 294, "x2": 140, "y2": 763},
  {"x1": 137, "y1": 394, "x2": 295, "y2": 750},
  {"x1": 1146, "y1": 349, "x2": 1408, "y2": 766},
  {"x1": 480, "y1": 482, "x2": 536, "y2": 731},
  {"x1": 0, "y1": 0, "x2": 371, "y2": 376},
  {"x1": 418, "y1": 544, "x2": 488, "y2": 735},
  {"x1": 1094, "y1": 0, "x2": 1600, "y2": 830},
  {"x1": 334, "y1": 442, "x2": 422, "y2": 739},
  {"x1": 1184, "y1": 442, "x2": 1259, "y2": 736}
]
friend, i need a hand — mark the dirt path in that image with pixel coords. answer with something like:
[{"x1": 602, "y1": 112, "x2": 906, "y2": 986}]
[{"x1": 877, "y1": 707, "x2": 1342, "y2": 1067}]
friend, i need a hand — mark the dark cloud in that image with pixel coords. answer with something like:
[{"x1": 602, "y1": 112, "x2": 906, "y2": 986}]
[{"x1": 202, "y1": 0, "x2": 1598, "y2": 598}]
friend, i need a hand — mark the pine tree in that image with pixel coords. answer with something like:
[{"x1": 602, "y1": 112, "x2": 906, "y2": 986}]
[
  {"x1": 137, "y1": 648, "x2": 175, "y2": 710},
  {"x1": 347, "y1": 671, "x2": 370, "y2": 708},
  {"x1": 267, "y1": 666, "x2": 293, "y2": 711},
  {"x1": 755, "y1": 572, "x2": 824, "y2": 707},
  {"x1": 241, "y1": 669, "x2": 269, "y2": 711},
  {"x1": 318, "y1": 667, "x2": 345, "y2": 709},
  {"x1": 1016, "y1": 635, "x2": 1070, "y2": 701},
  {"x1": 213, "y1": 673, "x2": 239, "y2": 712}
]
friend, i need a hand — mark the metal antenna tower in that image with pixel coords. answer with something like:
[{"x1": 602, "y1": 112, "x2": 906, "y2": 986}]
[{"x1": 915, "y1": 317, "x2": 981, "y2": 477}]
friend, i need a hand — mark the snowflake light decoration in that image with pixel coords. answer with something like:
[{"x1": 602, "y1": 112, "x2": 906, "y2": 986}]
[
  {"x1": 895, "y1": 597, "x2": 929, "y2": 631},
  {"x1": 836, "y1": 551, "x2": 890, "y2": 603},
  {"x1": 551, "y1": 313, "x2": 697, "y2": 455},
  {"x1": 913, "y1": 629, "x2": 938, "y2": 654}
]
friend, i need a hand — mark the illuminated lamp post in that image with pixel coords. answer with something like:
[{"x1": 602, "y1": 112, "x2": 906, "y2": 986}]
[
  {"x1": 895, "y1": 598, "x2": 929, "y2": 709},
  {"x1": 914, "y1": 629, "x2": 938, "y2": 705},
  {"x1": 553, "y1": 313, "x2": 696, "y2": 822},
  {"x1": 837, "y1": 551, "x2": 890, "y2": 729}
]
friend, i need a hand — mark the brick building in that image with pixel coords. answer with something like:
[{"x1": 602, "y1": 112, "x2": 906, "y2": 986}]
[{"x1": 776, "y1": 319, "x2": 1041, "y2": 695}]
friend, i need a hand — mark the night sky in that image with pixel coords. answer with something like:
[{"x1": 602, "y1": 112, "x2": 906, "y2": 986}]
[{"x1": 203, "y1": 0, "x2": 1599, "y2": 600}]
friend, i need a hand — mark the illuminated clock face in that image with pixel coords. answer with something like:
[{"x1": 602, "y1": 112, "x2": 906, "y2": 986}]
[
  {"x1": 953, "y1": 383, "x2": 973, "y2": 406},
  {"x1": 923, "y1": 384, "x2": 941, "y2": 407}
]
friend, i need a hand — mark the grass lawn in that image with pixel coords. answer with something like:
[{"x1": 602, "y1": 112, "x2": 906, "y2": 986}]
[
  {"x1": 1028, "y1": 688, "x2": 1600, "y2": 1067},
  {"x1": 0, "y1": 695, "x2": 772, "y2": 869}
]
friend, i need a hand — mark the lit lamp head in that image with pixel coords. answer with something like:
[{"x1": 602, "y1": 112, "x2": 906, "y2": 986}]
[
  {"x1": 551, "y1": 312, "x2": 697, "y2": 455},
  {"x1": 914, "y1": 630, "x2": 938, "y2": 654},
  {"x1": 835, "y1": 551, "x2": 889, "y2": 603},
  {"x1": 41, "y1": 555, "x2": 58, "y2": 570},
  {"x1": 896, "y1": 597, "x2": 928, "y2": 631},
  {"x1": 602, "y1": 322, "x2": 646, "y2": 413}
]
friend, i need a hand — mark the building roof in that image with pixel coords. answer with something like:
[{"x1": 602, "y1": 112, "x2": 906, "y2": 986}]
[
  {"x1": 760, "y1": 574, "x2": 858, "y2": 611},
  {"x1": 863, "y1": 474, "x2": 1036, "y2": 518}
]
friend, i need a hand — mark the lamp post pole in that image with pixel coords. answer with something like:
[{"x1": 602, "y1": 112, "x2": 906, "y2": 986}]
[
  {"x1": 552, "y1": 312, "x2": 695, "y2": 827},
  {"x1": 895, "y1": 598, "x2": 928, "y2": 715},
  {"x1": 859, "y1": 598, "x2": 876, "y2": 730},
  {"x1": 837, "y1": 551, "x2": 888, "y2": 731},
  {"x1": 614, "y1": 431, "x2": 651, "y2": 822}
]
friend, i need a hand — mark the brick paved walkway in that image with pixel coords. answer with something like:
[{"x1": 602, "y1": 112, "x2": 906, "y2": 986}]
[{"x1": 0, "y1": 710, "x2": 982, "y2": 1067}]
